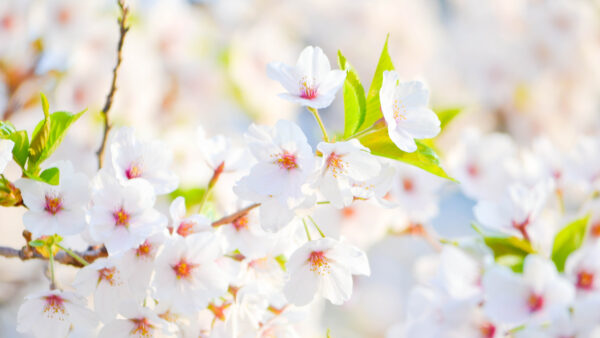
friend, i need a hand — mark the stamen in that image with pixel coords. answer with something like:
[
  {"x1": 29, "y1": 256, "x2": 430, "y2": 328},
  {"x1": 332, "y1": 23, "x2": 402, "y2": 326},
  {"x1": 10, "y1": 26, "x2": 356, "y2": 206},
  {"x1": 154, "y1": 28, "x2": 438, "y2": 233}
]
[
  {"x1": 177, "y1": 221, "x2": 195, "y2": 237},
  {"x1": 308, "y1": 251, "x2": 330, "y2": 275},
  {"x1": 326, "y1": 152, "x2": 346, "y2": 178},
  {"x1": 44, "y1": 195, "x2": 63, "y2": 215},
  {"x1": 577, "y1": 270, "x2": 594, "y2": 290},
  {"x1": 275, "y1": 151, "x2": 298, "y2": 170},
  {"x1": 299, "y1": 77, "x2": 317, "y2": 99},
  {"x1": 172, "y1": 259, "x2": 196, "y2": 279},
  {"x1": 113, "y1": 207, "x2": 130, "y2": 227}
]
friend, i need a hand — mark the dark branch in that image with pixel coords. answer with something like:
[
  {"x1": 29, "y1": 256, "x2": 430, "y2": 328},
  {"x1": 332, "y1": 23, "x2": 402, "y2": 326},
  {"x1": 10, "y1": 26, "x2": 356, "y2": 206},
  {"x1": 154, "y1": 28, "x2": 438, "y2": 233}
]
[{"x1": 96, "y1": 0, "x2": 130, "y2": 168}]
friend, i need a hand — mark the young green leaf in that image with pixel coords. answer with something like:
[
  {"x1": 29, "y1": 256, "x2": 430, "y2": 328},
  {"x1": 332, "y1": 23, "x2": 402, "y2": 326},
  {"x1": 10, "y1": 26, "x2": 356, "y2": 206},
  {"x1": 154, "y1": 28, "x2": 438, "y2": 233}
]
[
  {"x1": 28, "y1": 109, "x2": 86, "y2": 171},
  {"x1": 551, "y1": 214, "x2": 590, "y2": 272},
  {"x1": 360, "y1": 34, "x2": 394, "y2": 132},
  {"x1": 0, "y1": 121, "x2": 16, "y2": 137},
  {"x1": 28, "y1": 94, "x2": 52, "y2": 167},
  {"x1": 435, "y1": 107, "x2": 463, "y2": 131},
  {"x1": 39, "y1": 167, "x2": 60, "y2": 185},
  {"x1": 8, "y1": 130, "x2": 29, "y2": 168},
  {"x1": 483, "y1": 235, "x2": 535, "y2": 273},
  {"x1": 358, "y1": 128, "x2": 453, "y2": 180},
  {"x1": 337, "y1": 50, "x2": 366, "y2": 138}
]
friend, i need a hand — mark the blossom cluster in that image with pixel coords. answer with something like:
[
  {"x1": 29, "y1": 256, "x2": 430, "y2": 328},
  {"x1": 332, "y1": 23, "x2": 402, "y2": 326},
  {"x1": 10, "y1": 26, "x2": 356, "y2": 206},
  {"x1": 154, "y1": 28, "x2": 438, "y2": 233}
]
[
  {"x1": 384, "y1": 131, "x2": 600, "y2": 337},
  {"x1": 0, "y1": 43, "x2": 446, "y2": 337}
]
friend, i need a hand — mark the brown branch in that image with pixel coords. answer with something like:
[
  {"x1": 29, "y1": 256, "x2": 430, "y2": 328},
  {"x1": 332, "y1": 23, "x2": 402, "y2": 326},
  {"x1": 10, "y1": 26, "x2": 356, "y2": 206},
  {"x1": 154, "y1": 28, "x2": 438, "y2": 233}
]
[
  {"x1": 212, "y1": 203, "x2": 260, "y2": 227},
  {"x1": 96, "y1": 0, "x2": 130, "y2": 168},
  {"x1": 0, "y1": 244, "x2": 107, "y2": 268},
  {"x1": 0, "y1": 204, "x2": 260, "y2": 267}
]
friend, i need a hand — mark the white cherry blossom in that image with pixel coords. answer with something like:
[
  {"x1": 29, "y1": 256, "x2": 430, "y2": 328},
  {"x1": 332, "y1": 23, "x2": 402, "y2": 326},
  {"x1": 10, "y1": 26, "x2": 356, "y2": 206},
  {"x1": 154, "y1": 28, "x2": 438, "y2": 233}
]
[
  {"x1": 314, "y1": 140, "x2": 381, "y2": 208},
  {"x1": 0, "y1": 138, "x2": 13, "y2": 174},
  {"x1": 169, "y1": 196, "x2": 211, "y2": 237},
  {"x1": 283, "y1": 237, "x2": 370, "y2": 306},
  {"x1": 379, "y1": 71, "x2": 440, "y2": 153},
  {"x1": 482, "y1": 255, "x2": 574, "y2": 326},
  {"x1": 17, "y1": 289, "x2": 97, "y2": 338},
  {"x1": 267, "y1": 45, "x2": 346, "y2": 109},
  {"x1": 106, "y1": 127, "x2": 179, "y2": 195},
  {"x1": 73, "y1": 257, "x2": 132, "y2": 322},
  {"x1": 152, "y1": 233, "x2": 229, "y2": 313},
  {"x1": 234, "y1": 120, "x2": 316, "y2": 231},
  {"x1": 89, "y1": 173, "x2": 167, "y2": 255},
  {"x1": 16, "y1": 161, "x2": 90, "y2": 238}
]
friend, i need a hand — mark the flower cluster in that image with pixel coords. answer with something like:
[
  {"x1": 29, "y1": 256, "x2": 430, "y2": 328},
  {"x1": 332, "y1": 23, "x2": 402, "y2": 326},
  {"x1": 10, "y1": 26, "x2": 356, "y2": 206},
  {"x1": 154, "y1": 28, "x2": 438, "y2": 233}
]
[{"x1": 3, "y1": 42, "x2": 445, "y2": 338}]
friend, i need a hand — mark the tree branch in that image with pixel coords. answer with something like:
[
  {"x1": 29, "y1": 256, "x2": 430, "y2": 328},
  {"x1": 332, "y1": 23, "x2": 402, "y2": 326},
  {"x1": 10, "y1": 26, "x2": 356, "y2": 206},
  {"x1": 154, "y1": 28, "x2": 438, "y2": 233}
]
[
  {"x1": 96, "y1": 0, "x2": 130, "y2": 168},
  {"x1": 0, "y1": 204, "x2": 261, "y2": 267},
  {"x1": 212, "y1": 203, "x2": 260, "y2": 227}
]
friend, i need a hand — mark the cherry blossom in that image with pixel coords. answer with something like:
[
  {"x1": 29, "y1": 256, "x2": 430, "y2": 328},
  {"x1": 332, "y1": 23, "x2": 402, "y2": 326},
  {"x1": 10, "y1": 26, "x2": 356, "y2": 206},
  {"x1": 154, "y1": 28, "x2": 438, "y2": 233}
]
[
  {"x1": 482, "y1": 255, "x2": 574, "y2": 326},
  {"x1": 169, "y1": 196, "x2": 211, "y2": 237},
  {"x1": 283, "y1": 237, "x2": 370, "y2": 306},
  {"x1": 152, "y1": 233, "x2": 229, "y2": 312},
  {"x1": 106, "y1": 127, "x2": 179, "y2": 195},
  {"x1": 17, "y1": 289, "x2": 97, "y2": 338},
  {"x1": 379, "y1": 71, "x2": 440, "y2": 153},
  {"x1": 89, "y1": 173, "x2": 167, "y2": 254},
  {"x1": 234, "y1": 120, "x2": 316, "y2": 231},
  {"x1": 15, "y1": 161, "x2": 90, "y2": 238},
  {"x1": 314, "y1": 140, "x2": 381, "y2": 208},
  {"x1": 0, "y1": 138, "x2": 13, "y2": 174},
  {"x1": 267, "y1": 46, "x2": 346, "y2": 109},
  {"x1": 73, "y1": 257, "x2": 133, "y2": 322}
]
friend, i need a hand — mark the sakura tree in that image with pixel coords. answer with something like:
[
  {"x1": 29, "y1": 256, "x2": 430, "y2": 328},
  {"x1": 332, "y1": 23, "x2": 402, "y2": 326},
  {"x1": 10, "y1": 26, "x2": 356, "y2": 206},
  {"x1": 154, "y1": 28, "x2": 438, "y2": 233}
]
[{"x1": 2, "y1": 0, "x2": 600, "y2": 338}]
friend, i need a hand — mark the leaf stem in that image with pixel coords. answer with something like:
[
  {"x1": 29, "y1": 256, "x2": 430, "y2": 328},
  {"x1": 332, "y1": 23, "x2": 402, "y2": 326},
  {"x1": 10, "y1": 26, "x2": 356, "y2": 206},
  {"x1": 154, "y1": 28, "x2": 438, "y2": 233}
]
[
  {"x1": 56, "y1": 243, "x2": 89, "y2": 266},
  {"x1": 302, "y1": 219, "x2": 312, "y2": 241},
  {"x1": 308, "y1": 215, "x2": 325, "y2": 238},
  {"x1": 307, "y1": 107, "x2": 329, "y2": 142},
  {"x1": 48, "y1": 248, "x2": 56, "y2": 290}
]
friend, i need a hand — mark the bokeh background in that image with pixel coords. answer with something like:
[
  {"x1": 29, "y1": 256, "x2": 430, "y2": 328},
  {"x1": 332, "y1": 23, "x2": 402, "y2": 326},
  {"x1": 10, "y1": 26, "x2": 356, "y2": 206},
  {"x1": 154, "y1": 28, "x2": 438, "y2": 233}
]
[{"x1": 1, "y1": 0, "x2": 600, "y2": 337}]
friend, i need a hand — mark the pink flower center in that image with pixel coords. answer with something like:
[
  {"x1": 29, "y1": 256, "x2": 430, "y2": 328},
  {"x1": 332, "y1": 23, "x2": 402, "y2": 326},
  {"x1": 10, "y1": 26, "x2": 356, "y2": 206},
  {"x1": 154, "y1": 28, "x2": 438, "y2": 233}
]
[
  {"x1": 1, "y1": 15, "x2": 15, "y2": 31},
  {"x1": 341, "y1": 207, "x2": 355, "y2": 218},
  {"x1": 130, "y1": 317, "x2": 154, "y2": 337},
  {"x1": 177, "y1": 221, "x2": 195, "y2": 237},
  {"x1": 113, "y1": 207, "x2": 130, "y2": 227},
  {"x1": 402, "y1": 178, "x2": 414, "y2": 192},
  {"x1": 135, "y1": 240, "x2": 152, "y2": 257},
  {"x1": 125, "y1": 163, "x2": 143, "y2": 179},
  {"x1": 527, "y1": 293, "x2": 544, "y2": 312},
  {"x1": 308, "y1": 251, "x2": 330, "y2": 274},
  {"x1": 98, "y1": 267, "x2": 117, "y2": 286},
  {"x1": 172, "y1": 259, "x2": 196, "y2": 279},
  {"x1": 43, "y1": 294, "x2": 66, "y2": 316},
  {"x1": 44, "y1": 195, "x2": 63, "y2": 215},
  {"x1": 590, "y1": 221, "x2": 600, "y2": 238},
  {"x1": 467, "y1": 163, "x2": 480, "y2": 177},
  {"x1": 57, "y1": 7, "x2": 71, "y2": 25},
  {"x1": 299, "y1": 77, "x2": 317, "y2": 99},
  {"x1": 276, "y1": 151, "x2": 298, "y2": 170},
  {"x1": 479, "y1": 322, "x2": 496, "y2": 338},
  {"x1": 232, "y1": 216, "x2": 249, "y2": 231},
  {"x1": 326, "y1": 152, "x2": 346, "y2": 178},
  {"x1": 577, "y1": 270, "x2": 595, "y2": 290}
]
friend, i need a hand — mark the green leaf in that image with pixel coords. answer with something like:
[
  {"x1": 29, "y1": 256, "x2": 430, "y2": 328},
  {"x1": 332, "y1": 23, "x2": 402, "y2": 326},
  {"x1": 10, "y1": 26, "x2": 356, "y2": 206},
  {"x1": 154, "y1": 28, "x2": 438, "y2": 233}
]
[
  {"x1": 337, "y1": 50, "x2": 366, "y2": 138},
  {"x1": 8, "y1": 130, "x2": 29, "y2": 168},
  {"x1": 435, "y1": 107, "x2": 462, "y2": 131},
  {"x1": 0, "y1": 121, "x2": 16, "y2": 137},
  {"x1": 551, "y1": 214, "x2": 590, "y2": 272},
  {"x1": 358, "y1": 128, "x2": 453, "y2": 180},
  {"x1": 29, "y1": 240, "x2": 45, "y2": 247},
  {"x1": 169, "y1": 187, "x2": 207, "y2": 209},
  {"x1": 28, "y1": 109, "x2": 86, "y2": 171},
  {"x1": 28, "y1": 93, "x2": 52, "y2": 167},
  {"x1": 360, "y1": 34, "x2": 394, "y2": 132},
  {"x1": 275, "y1": 254, "x2": 287, "y2": 271},
  {"x1": 39, "y1": 167, "x2": 60, "y2": 185},
  {"x1": 483, "y1": 235, "x2": 535, "y2": 273}
]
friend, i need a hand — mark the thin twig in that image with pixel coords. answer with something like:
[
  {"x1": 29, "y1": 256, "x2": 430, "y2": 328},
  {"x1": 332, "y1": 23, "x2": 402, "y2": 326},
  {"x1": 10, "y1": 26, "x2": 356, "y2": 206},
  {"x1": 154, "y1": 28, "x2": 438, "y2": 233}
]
[
  {"x1": 0, "y1": 204, "x2": 261, "y2": 266},
  {"x1": 212, "y1": 203, "x2": 260, "y2": 227},
  {"x1": 96, "y1": 0, "x2": 130, "y2": 168},
  {"x1": 0, "y1": 245, "x2": 107, "y2": 268}
]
